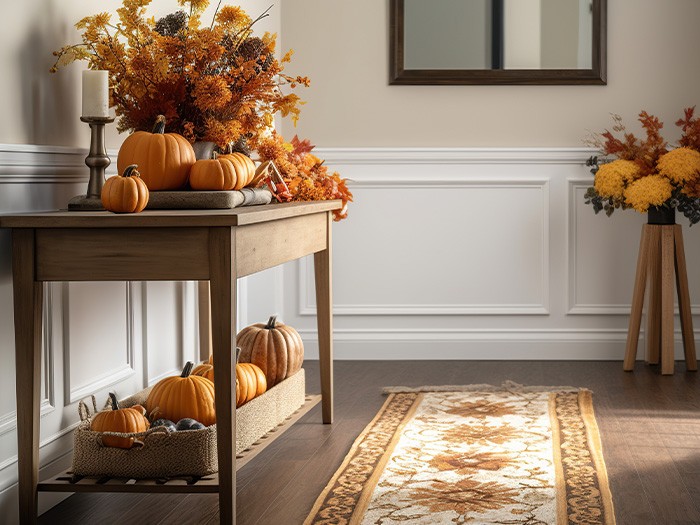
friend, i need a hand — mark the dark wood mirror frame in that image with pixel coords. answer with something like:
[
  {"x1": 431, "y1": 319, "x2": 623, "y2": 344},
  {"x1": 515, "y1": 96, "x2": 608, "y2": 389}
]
[{"x1": 390, "y1": 0, "x2": 607, "y2": 85}]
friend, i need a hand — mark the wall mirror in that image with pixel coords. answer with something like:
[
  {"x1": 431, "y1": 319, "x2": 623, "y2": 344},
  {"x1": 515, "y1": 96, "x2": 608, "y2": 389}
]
[{"x1": 390, "y1": 0, "x2": 606, "y2": 85}]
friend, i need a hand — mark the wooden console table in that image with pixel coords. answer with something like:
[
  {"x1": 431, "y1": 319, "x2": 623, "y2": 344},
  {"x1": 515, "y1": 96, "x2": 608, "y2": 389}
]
[{"x1": 0, "y1": 200, "x2": 340, "y2": 524}]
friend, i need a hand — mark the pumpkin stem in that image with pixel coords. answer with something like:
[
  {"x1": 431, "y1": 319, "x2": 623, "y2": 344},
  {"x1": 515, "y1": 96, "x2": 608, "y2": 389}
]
[
  {"x1": 152, "y1": 115, "x2": 167, "y2": 135},
  {"x1": 181, "y1": 361, "x2": 194, "y2": 378},
  {"x1": 265, "y1": 316, "x2": 277, "y2": 329},
  {"x1": 212, "y1": 151, "x2": 219, "y2": 160},
  {"x1": 108, "y1": 392, "x2": 119, "y2": 411},
  {"x1": 123, "y1": 164, "x2": 139, "y2": 178}
]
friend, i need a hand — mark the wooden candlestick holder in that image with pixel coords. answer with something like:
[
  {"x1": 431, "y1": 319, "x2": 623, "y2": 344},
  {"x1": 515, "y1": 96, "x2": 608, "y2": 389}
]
[{"x1": 68, "y1": 116, "x2": 115, "y2": 210}]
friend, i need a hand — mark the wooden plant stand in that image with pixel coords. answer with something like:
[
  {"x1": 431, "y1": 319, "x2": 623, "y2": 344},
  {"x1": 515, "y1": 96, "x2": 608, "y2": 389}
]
[{"x1": 623, "y1": 223, "x2": 698, "y2": 374}]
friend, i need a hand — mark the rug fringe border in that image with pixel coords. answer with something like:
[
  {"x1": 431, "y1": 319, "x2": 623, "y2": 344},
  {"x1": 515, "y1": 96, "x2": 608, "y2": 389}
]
[{"x1": 383, "y1": 380, "x2": 589, "y2": 394}]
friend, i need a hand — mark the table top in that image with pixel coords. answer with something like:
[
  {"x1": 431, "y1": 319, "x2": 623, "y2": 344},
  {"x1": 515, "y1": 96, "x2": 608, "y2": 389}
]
[{"x1": 0, "y1": 200, "x2": 341, "y2": 229}]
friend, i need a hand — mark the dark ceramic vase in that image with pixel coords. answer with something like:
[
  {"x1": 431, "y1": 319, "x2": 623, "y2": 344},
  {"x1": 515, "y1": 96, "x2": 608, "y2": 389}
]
[{"x1": 647, "y1": 206, "x2": 676, "y2": 225}]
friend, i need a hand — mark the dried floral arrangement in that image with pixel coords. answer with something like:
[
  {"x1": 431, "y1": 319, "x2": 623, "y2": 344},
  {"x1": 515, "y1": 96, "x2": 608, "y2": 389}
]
[
  {"x1": 52, "y1": 0, "x2": 352, "y2": 219},
  {"x1": 585, "y1": 107, "x2": 700, "y2": 224},
  {"x1": 52, "y1": 0, "x2": 307, "y2": 147}
]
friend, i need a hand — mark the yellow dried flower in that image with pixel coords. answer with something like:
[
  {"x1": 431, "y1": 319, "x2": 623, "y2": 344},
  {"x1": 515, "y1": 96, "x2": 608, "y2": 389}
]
[
  {"x1": 624, "y1": 175, "x2": 673, "y2": 213},
  {"x1": 594, "y1": 159, "x2": 639, "y2": 199},
  {"x1": 657, "y1": 147, "x2": 700, "y2": 184}
]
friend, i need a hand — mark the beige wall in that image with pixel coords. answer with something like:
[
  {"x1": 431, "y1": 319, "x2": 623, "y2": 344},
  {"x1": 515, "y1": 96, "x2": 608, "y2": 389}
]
[
  {"x1": 280, "y1": 0, "x2": 700, "y2": 147},
  {"x1": 0, "y1": 0, "x2": 280, "y2": 150}
]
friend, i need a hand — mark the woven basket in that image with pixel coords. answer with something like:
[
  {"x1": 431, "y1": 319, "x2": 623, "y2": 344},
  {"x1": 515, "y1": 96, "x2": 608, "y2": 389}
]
[
  {"x1": 72, "y1": 387, "x2": 218, "y2": 478},
  {"x1": 72, "y1": 368, "x2": 306, "y2": 479}
]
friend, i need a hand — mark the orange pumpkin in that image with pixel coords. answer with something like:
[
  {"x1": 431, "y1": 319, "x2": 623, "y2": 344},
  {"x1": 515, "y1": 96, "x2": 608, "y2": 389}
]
[
  {"x1": 236, "y1": 362, "x2": 267, "y2": 405},
  {"x1": 101, "y1": 164, "x2": 149, "y2": 213},
  {"x1": 90, "y1": 392, "x2": 150, "y2": 449},
  {"x1": 195, "y1": 361, "x2": 267, "y2": 407},
  {"x1": 219, "y1": 152, "x2": 256, "y2": 189},
  {"x1": 237, "y1": 316, "x2": 304, "y2": 387},
  {"x1": 189, "y1": 153, "x2": 239, "y2": 191},
  {"x1": 145, "y1": 362, "x2": 216, "y2": 426},
  {"x1": 117, "y1": 115, "x2": 196, "y2": 190}
]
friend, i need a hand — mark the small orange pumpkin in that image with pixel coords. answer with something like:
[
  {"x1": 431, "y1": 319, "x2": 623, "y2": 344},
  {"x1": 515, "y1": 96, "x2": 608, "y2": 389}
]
[
  {"x1": 237, "y1": 316, "x2": 304, "y2": 387},
  {"x1": 195, "y1": 361, "x2": 267, "y2": 407},
  {"x1": 189, "y1": 153, "x2": 239, "y2": 191},
  {"x1": 189, "y1": 151, "x2": 256, "y2": 191},
  {"x1": 90, "y1": 392, "x2": 150, "y2": 449},
  {"x1": 101, "y1": 164, "x2": 149, "y2": 213},
  {"x1": 117, "y1": 115, "x2": 196, "y2": 190},
  {"x1": 219, "y1": 152, "x2": 256, "y2": 189},
  {"x1": 145, "y1": 362, "x2": 216, "y2": 426},
  {"x1": 236, "y1": 362, "x2": 267, "y2": 406}
]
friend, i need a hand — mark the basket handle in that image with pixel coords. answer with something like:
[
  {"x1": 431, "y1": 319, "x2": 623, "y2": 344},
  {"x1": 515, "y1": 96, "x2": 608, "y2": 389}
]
[
  {"x1": 94, "y1": 426, "x2": 170, "y2": 448},
  {"x1": 78, "y1": 395, "x2": 98, "y2": 422}
]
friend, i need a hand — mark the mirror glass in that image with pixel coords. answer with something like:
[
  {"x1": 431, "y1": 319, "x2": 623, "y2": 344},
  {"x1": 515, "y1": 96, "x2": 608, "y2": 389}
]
[{"x1": 391, "y1": 0, "x2": 606, "y2": 85}]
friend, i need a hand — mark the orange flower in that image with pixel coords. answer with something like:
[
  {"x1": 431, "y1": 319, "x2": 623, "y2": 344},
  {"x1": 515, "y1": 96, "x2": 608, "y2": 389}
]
[{"x1": 193, "y1": 76, "x2": 232, "y2": 110}]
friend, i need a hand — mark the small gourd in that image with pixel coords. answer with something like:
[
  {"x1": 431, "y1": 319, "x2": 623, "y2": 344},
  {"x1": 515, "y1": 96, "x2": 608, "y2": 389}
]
[
  {"x1": 146, "y1": 362, "x2": 216, "y2": 426},
  {"x1": 101, "y1": 164, "x2": 149, "y2": 213},
  {"x1": 236, "y1": 316, "x2": 304, "y2": 387},
  {"x1": 90, "y1": 392, "x2": 150, "y2": 449}
]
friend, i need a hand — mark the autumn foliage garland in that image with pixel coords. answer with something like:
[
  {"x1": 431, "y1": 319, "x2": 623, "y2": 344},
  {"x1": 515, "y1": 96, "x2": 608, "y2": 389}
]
[{"x1": 255, "y1": 132, "x2": 353, "y2": 221}]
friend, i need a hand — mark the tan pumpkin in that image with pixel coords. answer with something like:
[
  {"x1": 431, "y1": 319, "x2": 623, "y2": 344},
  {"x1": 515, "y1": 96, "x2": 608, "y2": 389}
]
[
  {"x1": 237, "y1": 316, "x2": 304, "y2": 387},
  {"x1": 218, "y1": 152, "x2": 256, "y2": 189},
  {"x1": 101, "y1": 164, "x2": 149, "y2": 213},
  {"x1": 145, "y1": 362, "x2": 216, "y2": 426},
  {"x1": 117, "y1": 115, "x2": 196, "y2": 190},
  {"x1": 196, "y1": 361, "x2": 267, "y2": 407},
  {"x1": 189, "y1": 153, "x2": 239, "y2": 191},
  {"x1": 91, "y1": 392, "x2": 150, "y2": 448}
]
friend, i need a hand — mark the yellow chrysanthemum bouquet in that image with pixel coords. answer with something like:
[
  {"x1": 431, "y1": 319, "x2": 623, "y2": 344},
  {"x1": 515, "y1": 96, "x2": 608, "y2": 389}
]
[{"x1": 585, "y1": 108, "x2": 700, "y2": 224}]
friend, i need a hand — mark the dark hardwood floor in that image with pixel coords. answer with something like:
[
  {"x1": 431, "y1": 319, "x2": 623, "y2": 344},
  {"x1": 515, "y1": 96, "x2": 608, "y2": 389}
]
[{"x1": 38, "y1": 360, "x2": 700, "y2": 525}]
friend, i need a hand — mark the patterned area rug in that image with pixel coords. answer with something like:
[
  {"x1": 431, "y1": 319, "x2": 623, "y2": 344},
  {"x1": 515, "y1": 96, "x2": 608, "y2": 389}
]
[{"x1": 304, "y1": 382, "x2": 615, "y2": 525}]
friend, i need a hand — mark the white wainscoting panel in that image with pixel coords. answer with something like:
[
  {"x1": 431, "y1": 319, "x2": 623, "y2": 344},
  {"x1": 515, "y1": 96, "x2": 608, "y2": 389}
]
[
  {"x1": 299, "y1": 180, "x2": 549, "y2": 315},
  {"x1": 280, "y1": 147, "x2": 700, "y2": 360}
]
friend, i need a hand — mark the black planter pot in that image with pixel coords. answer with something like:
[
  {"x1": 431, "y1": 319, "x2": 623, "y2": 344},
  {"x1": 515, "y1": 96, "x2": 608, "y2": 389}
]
[{"x1": 647, "y1": 206, "x2": 676, "y2": 225}]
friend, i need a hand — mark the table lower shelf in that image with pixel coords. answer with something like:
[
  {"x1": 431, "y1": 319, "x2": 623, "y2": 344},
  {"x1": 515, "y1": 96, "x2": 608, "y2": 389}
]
[{"x1": 38, "y1": 394, "x2": 321, "y2": 494}]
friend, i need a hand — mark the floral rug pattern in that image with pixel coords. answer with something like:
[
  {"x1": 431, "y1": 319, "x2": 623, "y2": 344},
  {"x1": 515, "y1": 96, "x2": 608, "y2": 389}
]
[{"x1": 304, "y1": 386, "x2": 615, "y2": 525}]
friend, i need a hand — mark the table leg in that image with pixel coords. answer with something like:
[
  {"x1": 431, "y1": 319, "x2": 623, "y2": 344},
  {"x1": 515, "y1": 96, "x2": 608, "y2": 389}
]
[
  {"x1": 209, "y1": 227, "x2": 236, "y2": 524},
  {"x1": 314, "y1": 212, "x2": 334, "y2": 424},
  {"x1": 198, "y1": 280, "x2": 213, "y2": 363},
  {"x1": 12, "y1": 229, "x2": 42, "y2": 524}
]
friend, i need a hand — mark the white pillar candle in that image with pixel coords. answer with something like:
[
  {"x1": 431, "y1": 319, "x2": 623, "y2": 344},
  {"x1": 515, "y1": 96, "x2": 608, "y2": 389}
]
[{"x1": 81, "y1": 70, "x2": 109, "y2": 118}]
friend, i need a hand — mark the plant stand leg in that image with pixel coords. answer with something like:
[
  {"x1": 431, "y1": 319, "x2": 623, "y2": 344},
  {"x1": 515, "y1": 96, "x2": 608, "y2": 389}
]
[
  {"x1": 314, "y1": 212, "x2": 334, "y2": 424},
  {"x1": 624, "y1": 225, "x2": 651, "y2": 371},
  {"x1": 674, "y1": 225, "x2": 697, "y2": 371},
  {"x1": 646, "y1": 226, "x2": 662, "y2": 365},
  {"x1": 660, "y1": 226, "x2": 676, "y2": 375}
]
